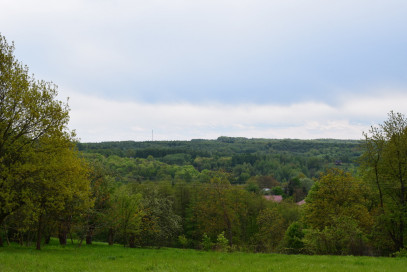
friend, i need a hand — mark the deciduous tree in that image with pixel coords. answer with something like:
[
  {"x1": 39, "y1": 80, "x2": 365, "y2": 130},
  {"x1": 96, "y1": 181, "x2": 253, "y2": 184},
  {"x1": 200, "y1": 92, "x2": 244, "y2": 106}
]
[
  {"x1": 0, "y1": 34, "x2": 91, "y2": 248},
  {"x1": 361, "y1": 111, "x2": 407, "y2": 252},
  {"x1": 304, "y1": 169, "x2": 372, "y2": 232}
]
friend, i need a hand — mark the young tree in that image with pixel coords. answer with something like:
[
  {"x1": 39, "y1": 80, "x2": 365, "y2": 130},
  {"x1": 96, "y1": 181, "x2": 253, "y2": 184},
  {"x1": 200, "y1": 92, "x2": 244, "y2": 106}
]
[{"x1": 107, "y1": 185, "x2": 142, "y2": 247}]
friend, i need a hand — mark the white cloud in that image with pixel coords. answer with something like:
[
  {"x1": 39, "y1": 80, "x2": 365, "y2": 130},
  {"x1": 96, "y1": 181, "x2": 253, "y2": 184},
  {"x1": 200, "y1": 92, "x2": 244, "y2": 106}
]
[{"x1": 62, "y1": 89, "x2": 407, "y2": 142}]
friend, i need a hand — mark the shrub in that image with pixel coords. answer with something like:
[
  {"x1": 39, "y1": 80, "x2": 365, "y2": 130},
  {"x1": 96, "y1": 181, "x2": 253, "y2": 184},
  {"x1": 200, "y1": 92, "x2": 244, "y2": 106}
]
[
  {"x1": 201, "y1": 233, "x2": 213, "y2": 251},
  {"x1": 178, "y1": 235, "x2": 188, "y2": 248},
  {"x1": 216, "y1": 231, "x2": 230, "y2": 252},
  {"x1": 393, "y1": 248, "x2": 407, "y2": 258},
  {"x1": 303, "y1": 216, "x2": 368, "y2": 255}
]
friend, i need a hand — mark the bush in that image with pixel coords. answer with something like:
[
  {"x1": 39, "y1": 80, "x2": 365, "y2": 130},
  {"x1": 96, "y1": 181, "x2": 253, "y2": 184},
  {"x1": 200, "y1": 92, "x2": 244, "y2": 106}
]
[
  {"x1": 201, "y1": 233, "x2": 213, "y2": 251},
  {"x1": 216, "y1": 231, "x2": 230, "y2": 252},
  {"x1": 393, "y1": 248, "x2": 407, "y2": 258},
  {"x1": 303, "y1": 216, "x2": 368, "y2": 255},
  {"x1": 178, "y1": 235, "x2": 188, "y2": 248}
]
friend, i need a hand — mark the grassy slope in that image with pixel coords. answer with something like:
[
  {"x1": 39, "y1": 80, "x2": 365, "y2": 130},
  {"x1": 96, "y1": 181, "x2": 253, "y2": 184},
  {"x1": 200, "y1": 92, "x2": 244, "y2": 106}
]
[{"x1": 1, "y1": 241, "x2": 406, "y2": 272}]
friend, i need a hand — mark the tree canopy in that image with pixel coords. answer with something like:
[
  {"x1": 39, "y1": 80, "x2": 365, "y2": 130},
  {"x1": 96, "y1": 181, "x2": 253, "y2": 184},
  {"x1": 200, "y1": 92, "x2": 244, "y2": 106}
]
[{"x1": 0, "y1": 34, "x2": 91, "y2": 249}]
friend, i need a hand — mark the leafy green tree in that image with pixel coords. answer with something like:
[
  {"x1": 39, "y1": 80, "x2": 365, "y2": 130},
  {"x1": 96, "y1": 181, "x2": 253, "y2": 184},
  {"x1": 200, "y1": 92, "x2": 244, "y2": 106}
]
[
  {"x1": 255, "y1": 207, "x2": 286, "y2": 252},
  {"x1": 304, "y1": 169, "x2": 372, "y2": 232},
  {"x1": 178, "y1": 234, "x2": 189, "y2": 248},
  {"x1": 174, "y1": 165, "x2": 199, "y2": 182},
  {"x1": 303, "y1": 169, "x2": 372, "y2": 255},
  {"x1": 361, "y1": 111, "x2": 407, "y2": 252},
  {"x1": 81, "y1": 154, "x2": 116, "y2": 245},
  {"x1": 245, "y1": 179, "x2": 260, "y2": 194},
  {"x1": 215, "y1": 231, "x2": 230, "y2": 252},
  {"x1": 271, "y1": 186, "x2": 284, "y2": 195},
  {"x1": 106, "y1": 185, "x2": 142, "y2": 247},
  {"x1": 135, "y1": 185, "x2": 181, "y2": 247},
  {"x1": 201, "y1": 233, "x2": 213, "y2": 251},
  {"x1": 282, "y1": 221, "x2": 305, "y2": 254},
  {"x1": 0, "y1": 34, "x2": 90, "y2": 248},
  {"x1": 32, "y1": 136, "x2": 92, "y2": 250},
  {"x1": 194, "y1": 177, "x2": 236, "y2": 246}
]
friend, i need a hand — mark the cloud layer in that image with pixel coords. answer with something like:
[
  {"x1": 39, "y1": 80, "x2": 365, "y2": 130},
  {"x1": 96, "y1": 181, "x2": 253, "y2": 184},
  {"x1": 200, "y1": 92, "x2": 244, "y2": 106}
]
[
  {"x1": 64, "y1": 90, "x2": 407, "y2": 142},
  {"x1": 2, "y1": 0, "x2": 407, "y2": 104}
]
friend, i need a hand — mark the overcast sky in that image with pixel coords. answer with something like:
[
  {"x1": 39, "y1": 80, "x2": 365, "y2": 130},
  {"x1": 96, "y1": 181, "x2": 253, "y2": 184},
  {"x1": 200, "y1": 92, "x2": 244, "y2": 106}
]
[{"x1": 2, "y1": 0, "x2": 407, "y2": 142}]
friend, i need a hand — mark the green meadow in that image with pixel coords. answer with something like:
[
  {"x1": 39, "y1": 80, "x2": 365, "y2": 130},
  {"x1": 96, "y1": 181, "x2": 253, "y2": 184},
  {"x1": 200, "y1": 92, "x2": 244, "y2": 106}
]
[{"x1": 0, "y1": 241, "x2": 406, "y2": 272}]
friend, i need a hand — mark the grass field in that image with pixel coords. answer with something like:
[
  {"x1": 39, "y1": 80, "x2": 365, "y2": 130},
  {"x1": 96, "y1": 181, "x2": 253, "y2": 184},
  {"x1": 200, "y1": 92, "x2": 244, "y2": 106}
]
[{"x1": 0, "y1": 240, "x2": 406, "y2": 272}]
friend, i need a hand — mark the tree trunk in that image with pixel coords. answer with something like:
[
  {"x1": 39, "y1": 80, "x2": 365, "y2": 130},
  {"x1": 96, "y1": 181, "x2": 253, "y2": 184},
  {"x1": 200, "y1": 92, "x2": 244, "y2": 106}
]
[
  {"x1": 129, "y1": 233, "x2": 136, "y2": 248},
  {"x1": 0, "y1": 212, "x2": 10, "y2": 246},
  {"x1": 224, "y1": 211, "x2": 233, "y2": 247},
  {"x1": 86, "y1": 226, "x2": 94, "y2": 245},
  {"x1": 399, "y1": 215, "x2": 404, "y2": 251},
  {"x1": 108, "y1": 228, "x2": 114, "y2": 246},
  {"x1": 36, "y1": 213, "x2": 43, "y2": 250},
  {"x1": 374, "y1": 165, "x2": 384, "y2": 210},
  {"x1": 58, "y1": 223, "x2": 68, "y2": 245}
]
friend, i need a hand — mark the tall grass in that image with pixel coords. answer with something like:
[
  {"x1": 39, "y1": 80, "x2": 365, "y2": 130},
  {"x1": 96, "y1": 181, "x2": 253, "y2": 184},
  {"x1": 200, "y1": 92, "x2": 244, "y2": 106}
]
[{"x1": 0, "y1": 240, "x2": 406, "y2": 272}]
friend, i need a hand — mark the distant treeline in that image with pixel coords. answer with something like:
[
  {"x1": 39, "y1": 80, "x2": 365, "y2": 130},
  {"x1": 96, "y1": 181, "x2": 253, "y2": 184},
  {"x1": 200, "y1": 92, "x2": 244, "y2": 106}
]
[
  {"x1": 77, "y1": 137, "x2": 362, "y2": 184},
  {"x1": 78, "y1": 137, "x2": 362, "y2": 161}
]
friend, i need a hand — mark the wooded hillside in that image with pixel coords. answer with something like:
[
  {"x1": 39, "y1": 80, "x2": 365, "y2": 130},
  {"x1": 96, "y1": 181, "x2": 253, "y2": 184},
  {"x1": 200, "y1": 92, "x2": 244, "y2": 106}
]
[{"x1": 78, "y1": 137, "x2": 362, "y2": 187}]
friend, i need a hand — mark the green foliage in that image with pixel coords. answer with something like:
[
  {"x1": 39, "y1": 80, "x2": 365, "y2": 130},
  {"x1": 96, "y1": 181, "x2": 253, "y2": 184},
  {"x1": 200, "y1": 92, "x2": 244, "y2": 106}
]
[
  {"x1": 78, "y1": 138, "x2": 362, "y2": 183},
  {"x1": 107, "y1": 185, "x2": 142, "y2": 247},
  {"x1": 136, "y1": 185, "x2": 182, "y2": 247},
  {"x1": 216, "y1": 231, "x2": 230, "y2": 252},
  {"x1": 392, "y1": 247, "x2": 407, "y2": 258},
  {"x1": 361, "y1": 111, "x2": 407, "y2": 252},
  {"x1": 303, "y1": 169, "x2": 373, "y2": 255},
  {"x1": 0, "y1": 34, "x2": 92, "y2": 249},
  {"x1": 303, "y1": 216, "x2": 368, "y2": 256},
  {"x1": 282, "y1": 221, "x2": 305, "y2": 254},
  {"x1": 304, "y1": 169, "x2": 372, "y2": 232},
  {"x1": 245, "y1": 179, "x2": 260, "y2": 193},
  {"x1": 178, "y1": 235, "x2": 188, "y2": 248},
  {"x1": 271, "y1": 186, "x2": 284, "y2": 195},
  {"x1": 255, "y1": 207, "x2": 286, "y2": 252},
  {"x1": 201, "y1": 233, "x2": 213, "y2": 251}
]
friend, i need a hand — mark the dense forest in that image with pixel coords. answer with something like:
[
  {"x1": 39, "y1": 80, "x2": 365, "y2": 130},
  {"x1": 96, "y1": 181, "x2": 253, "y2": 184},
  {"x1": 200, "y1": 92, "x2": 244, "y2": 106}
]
[
  {"x1": 1, "y1": 34, "x2": 407, "y2": 257},
  {"x1": 77, "y1": 138, "x2": 361, "y2": 186}
]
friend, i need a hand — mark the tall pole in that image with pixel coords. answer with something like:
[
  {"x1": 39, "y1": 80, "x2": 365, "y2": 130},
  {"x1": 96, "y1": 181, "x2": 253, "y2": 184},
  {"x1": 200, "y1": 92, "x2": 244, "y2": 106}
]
[{"x1": 152, "y1": 130, "x2": 154, "y2": 141}]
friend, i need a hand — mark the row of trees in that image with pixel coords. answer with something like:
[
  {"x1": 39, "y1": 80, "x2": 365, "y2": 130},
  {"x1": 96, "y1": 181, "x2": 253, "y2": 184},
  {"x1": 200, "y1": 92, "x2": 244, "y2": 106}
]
[{"x1": 5, "y1": 163, "x2": 403, "y2": 256}]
